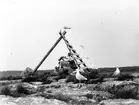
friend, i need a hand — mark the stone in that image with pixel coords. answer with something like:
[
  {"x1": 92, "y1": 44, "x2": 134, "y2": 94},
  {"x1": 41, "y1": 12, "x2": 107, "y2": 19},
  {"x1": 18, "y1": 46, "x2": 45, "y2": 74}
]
[
  {"x1": 100, "y1": 99, "x2": 139, "y2": 105},
  {"x1": 0, "y1": 95, "x2": 67, "y2": 105}
]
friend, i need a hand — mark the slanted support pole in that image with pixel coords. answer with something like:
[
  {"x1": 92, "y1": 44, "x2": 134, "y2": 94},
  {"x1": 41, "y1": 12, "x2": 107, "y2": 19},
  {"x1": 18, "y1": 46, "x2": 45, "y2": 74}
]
[{"x1": 32, "y1": 30, "x2": 67, "y2": 75}]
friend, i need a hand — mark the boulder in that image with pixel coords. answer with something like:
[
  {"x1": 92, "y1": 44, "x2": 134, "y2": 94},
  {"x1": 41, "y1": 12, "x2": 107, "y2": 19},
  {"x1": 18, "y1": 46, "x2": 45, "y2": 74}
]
[{"x1": 20, "y1": 67, "x2": 33, "y2": 78}]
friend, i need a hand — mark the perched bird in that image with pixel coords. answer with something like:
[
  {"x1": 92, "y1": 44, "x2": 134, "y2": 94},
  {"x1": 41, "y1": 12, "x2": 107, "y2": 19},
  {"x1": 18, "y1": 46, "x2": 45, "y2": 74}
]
[
  {"x1": 63, "y1": 26, "x2": 71, "y2": 29},
  {"x1": 75, "y1": 67, "x2": 87, "y2": 88},
  {"x1": 113, "y1": 67, "x2": 120, "y2": 76}
]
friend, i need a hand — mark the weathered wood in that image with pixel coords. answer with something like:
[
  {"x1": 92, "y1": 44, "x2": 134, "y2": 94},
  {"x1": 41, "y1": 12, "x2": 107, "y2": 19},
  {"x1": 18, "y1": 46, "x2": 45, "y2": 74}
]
[{"x1": 32, "y1": 30, "x2": 67, "y2": 75}]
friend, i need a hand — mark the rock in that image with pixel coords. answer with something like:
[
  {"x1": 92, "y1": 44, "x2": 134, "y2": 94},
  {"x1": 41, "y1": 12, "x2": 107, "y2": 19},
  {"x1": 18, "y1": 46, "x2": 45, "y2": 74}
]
[
  {"x1": 100, "y1": 99, "x2": 139, "y2": 105},
  {"x1": 0, "y1": 95, "x2": 67, "y2": 105},
  {"x1": 30, "y1": 82, "x2": 43, "y2": 85},
  {"x1": 20, "y1": 67, "x2": 33, "y2": 78}
]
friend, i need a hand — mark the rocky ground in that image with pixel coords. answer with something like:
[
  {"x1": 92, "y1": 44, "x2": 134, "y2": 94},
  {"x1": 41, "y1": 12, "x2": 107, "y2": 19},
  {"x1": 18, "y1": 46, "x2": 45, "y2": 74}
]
[{"x1": 0, "y1": 78, "x2": 139, "y2": 105}]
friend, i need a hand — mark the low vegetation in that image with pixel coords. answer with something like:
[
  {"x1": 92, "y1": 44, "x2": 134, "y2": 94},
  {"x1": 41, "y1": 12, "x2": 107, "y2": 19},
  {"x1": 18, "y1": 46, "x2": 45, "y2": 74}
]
[
  {"x1": 0, "y1": 75, "x2": 22, "y2": 81},
  {"x1": 22, "y1": 72, "x2": 53, "y2": 84},
  {"x1": 117, "y1": 73, "x2": 135, "y2": 81},
  {"x1": 37, "y1": 92, "x2": 96, "y2": 105},
  {"x1": 65, "y1": 75, "x2": 78, "y2": 83},
  {"x1": 0, "y1": 85, "x2": 11, "y2": 96},
  {"x1": 112, "y1": 84, "x2": 138, "y2": 99},
  {"x1": 92, "y1": 81, "x2": 139, "y2": 99},
  {"x1": 0, "y1": 66, "x2": 139, "y2": 105},
  {"x1": 16, "y1": 84, "x2": 30, "y2": 95},
  {"x1": 0, "y1": 84, "x2": 33, "y2": 97}
]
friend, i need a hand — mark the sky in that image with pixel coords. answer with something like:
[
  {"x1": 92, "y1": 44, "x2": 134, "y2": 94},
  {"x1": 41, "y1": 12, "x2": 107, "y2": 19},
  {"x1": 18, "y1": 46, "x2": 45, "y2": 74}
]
[{"x1": 0, "y1": 0, "x2": 139, "y2": 71}]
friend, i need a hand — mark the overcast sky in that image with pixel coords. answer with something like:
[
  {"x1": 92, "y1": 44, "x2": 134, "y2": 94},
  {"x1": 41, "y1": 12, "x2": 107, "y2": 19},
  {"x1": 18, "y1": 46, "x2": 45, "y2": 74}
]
[{"x1": 0, "y1": 0, "x2": 139, "y2": 70}]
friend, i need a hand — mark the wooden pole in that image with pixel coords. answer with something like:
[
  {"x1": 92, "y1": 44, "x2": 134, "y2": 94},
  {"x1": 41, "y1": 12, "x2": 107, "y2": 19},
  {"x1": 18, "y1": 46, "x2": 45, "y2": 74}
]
[{"x1": 32, "y1": 30, "x2": 67, "y2": 75}]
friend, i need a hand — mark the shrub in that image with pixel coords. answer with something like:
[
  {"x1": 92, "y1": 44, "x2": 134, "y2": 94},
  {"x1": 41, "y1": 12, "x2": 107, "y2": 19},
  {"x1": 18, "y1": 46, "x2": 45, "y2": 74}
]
[
  {"x1": 36, "y1": 92, "x2": 74, "y2": 103},
  {"x1": 42, "y1": 79, "x2": 52, "y2": 84},
  {"x1": 87, "y1": 76, "x2": 104, "y2": 84},
  {"x1": 21, "y1": 76, "x2": 38, "y2": 82},
  {"x1": 16, "y1": 84, "x2": 29, "y2": 95},
  {"x1": 117, "y1": 73, "x2": 135, "y2": 81},
  {"x1": 54, "y1": 68, "x2": 70, "y2": 80},
  {"x1": 85, "y1": 93, "x2": 94, "y2": 99},
  {"x1": 0, "y1": 75, "x2": 22, "y2": 80},
  {"x1": 37, "y1": 72, "x2": 49, "y2": 82},
  {"x1": 36, "y1": 93, "x2": 53, "y2": 99},
  {"x1": 86, "y1": 69, "x2": 99, "y2": 79},
  {"x1": 65, "y1": 75, "x2": 78, "y2": 83},
  {"x1": 111, "y1": 84, "x2": 138, "y2": 99},
  {"x1": 38, "y1": 72, "x2": 52, "y2": 84},
  {"x1": 21, "y1": 72, "x2": 52, "y2": 84},
  {"x1": 99, "y1": 72, "x2": 113, "y2": 78},
  {"x1": 0, "y1": 85, "x2": 11, "y2": 96},
  {"x1": 53, "y1": 93, "x2": 73, "y2": 103},
  {"x1": 0, "y1": 84, "x2": 34, "y2": 97},
  {"x1": 94, "y1": 82, "x2": 139, "y2": 99},
  {"x1": 71, "y1": 100, "x2": 94, "y2": 105}
]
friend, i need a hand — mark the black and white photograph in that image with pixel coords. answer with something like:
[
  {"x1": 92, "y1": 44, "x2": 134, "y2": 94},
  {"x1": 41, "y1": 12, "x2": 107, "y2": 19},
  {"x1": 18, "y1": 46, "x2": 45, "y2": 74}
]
[{"x1": 0, "y1": 0, "x2": 139, "y2": 105}]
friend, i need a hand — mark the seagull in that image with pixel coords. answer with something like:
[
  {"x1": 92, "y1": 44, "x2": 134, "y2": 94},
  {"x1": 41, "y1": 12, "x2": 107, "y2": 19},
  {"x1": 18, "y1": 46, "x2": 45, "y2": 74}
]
[
  {"x1": 80, "y1": 45, "x2": 84, "y2": 49},
  {"x1": 75, "y1": 67, "x2": 87, "y2": 88},
  {"x1": 63, "y1": 26, "x2": 71, "y2": 29},
  {"x1": 113, "y1": 67, "x2": 120, "y2": 76}
]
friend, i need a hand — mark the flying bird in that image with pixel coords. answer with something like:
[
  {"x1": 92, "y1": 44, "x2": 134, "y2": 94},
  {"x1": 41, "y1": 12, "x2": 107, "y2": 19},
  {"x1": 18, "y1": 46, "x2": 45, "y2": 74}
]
[
  {"x1": 80, "y1": 45, "x2": 84, "y2": 49},
  {"x1": 113, "y1": 67, "x2": 120, "y2": 76},
  {"x1": 86, "y1": 57, "x2": 89, "y2": 59},
  {"x1": 63, "y1": 26, "x2": 71, "y2": 29}
]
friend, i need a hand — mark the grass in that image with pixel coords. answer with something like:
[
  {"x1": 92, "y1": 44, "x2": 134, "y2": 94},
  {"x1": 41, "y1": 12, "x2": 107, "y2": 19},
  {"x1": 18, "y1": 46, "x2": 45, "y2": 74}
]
[
  {"x1": 53, "y1": 93, "x2": 73, "y2": 102},
  {"x1": 36, "y1": 92, "x2": 74, "y2": 103},
  {"x1": 22, "y1": 72, "x2": 53, "y2": 84},
  {"x1": 111, "y1": 84, "x2": 138, "y2": 99},
  {"x1": 16, "y1": 84, "x2": 30, "y2": 95},
  {"x1": 71, "y1": 100, "x2": 95, "y2": 105},
  {"x1": 0, "y1": 84, "x2": 32, "y2": 97},
  {"x1": 0, "y1": 75, "x2": 22, "y2": 81},
  {"x1": 0, "y1": 85, "x2": 11, "y2": 96},
  {"x1": 37, "y1": 92, "x2": 96, "y2": 105},
  {"x1": 117, "y1": 73, "x2": 135, "y2": 81},
  {"x1": 65, "y1": 75, "x2": 78, "y2": 83},
  {"x1": 93, "y1": 81, "x2": 139, "y2": 99}
]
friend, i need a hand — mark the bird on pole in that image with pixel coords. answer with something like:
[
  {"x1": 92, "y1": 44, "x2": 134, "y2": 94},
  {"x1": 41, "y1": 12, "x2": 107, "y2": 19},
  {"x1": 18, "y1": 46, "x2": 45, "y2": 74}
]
[{"x1": 63, "y1": 26, "x2": 71, "y2": 29}]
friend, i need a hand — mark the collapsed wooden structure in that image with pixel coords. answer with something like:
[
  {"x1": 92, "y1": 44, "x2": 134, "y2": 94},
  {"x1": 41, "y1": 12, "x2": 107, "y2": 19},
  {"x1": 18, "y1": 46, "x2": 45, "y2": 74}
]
[{"x1": 21, "y1": 28, "x2": 88, "y2": 78}]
